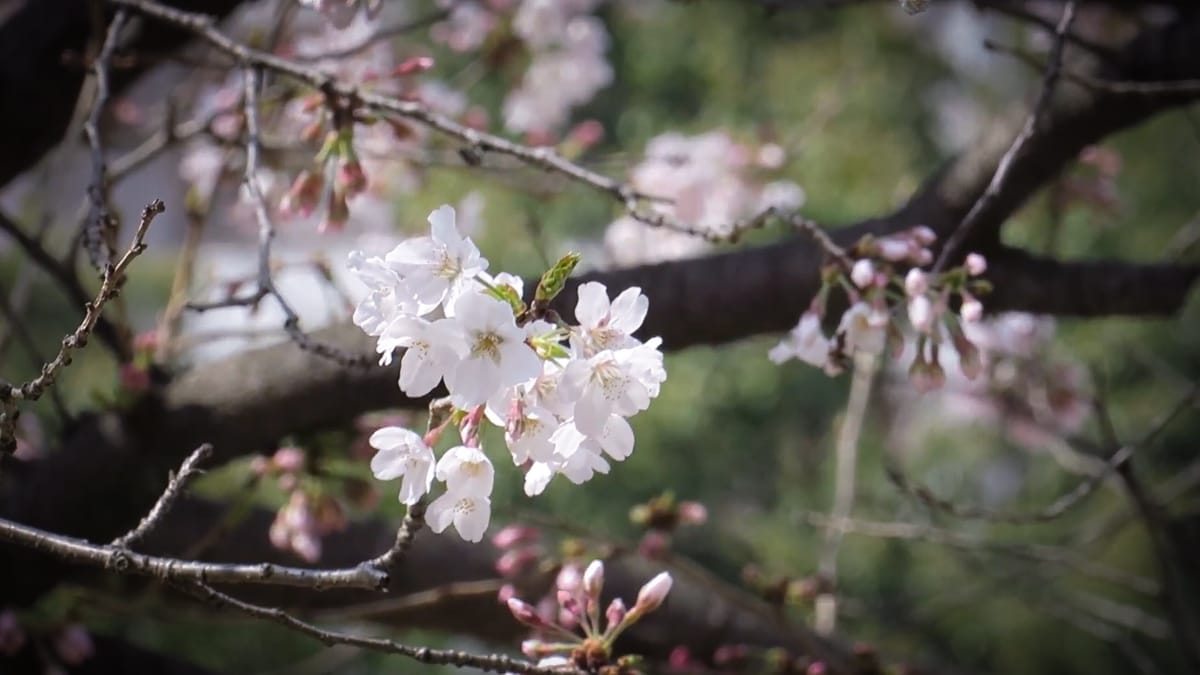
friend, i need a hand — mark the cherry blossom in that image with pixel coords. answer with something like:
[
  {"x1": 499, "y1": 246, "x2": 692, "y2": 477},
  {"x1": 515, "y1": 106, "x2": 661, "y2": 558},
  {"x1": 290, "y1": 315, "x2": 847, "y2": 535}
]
[
  {"x1": 369, "y1": 427, "x2": 436, "y2": 505},
  {"x1": 425, "y1": 490, "x2": 492, "y2": 542},
  {"x1": 573, "y1": 281, "x2": 648, "y2": 353},
  {"x1": 444, "y1": 292, "x2": 542, "y2": 407},
  {"x1": 385, "y1": 205, "x2": 488, "y2": 314},
  {"x1": 435, "y1": 445, "x2": 495, "y2": 497},
  {"x1": 769, "y1": 311, "x2": 832, "y2": 370}
]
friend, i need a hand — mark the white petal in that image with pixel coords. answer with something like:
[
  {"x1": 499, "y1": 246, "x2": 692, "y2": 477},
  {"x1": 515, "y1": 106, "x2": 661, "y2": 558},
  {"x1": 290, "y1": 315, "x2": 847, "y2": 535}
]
[
  {"x1": 448, "y1": 357, "x2": 502, "y2": 408},
  {"x1": 454, "y1": 496, "x2": 491, "y2": 542},
  {"x1": 425, "y1": 492, "x2": 456, "y2": 534},
  {"x1": 369, "y1": 426, "x2": 421, "y2": 452},
  {"x1": 399, "y1": 346, "x2": 442, "y2": 397},
  {"x1": 599, "y1": 415, "x2": 634, "y2": 460},
  {"x1": 524, "y1": 462, "x2": 555, "y2": 496},
  {"x1": 609, "y1": 287, "x2": 648, "y2": 334},
  {"x1": 573, "y1": 389, "x2": 611, "y2": 438},
  {"x1": 574, "y1": 282, "x2": 609, "y2": 328},
  {"x1": 427, "y1": 205, "x2": 459, "y2": 244}
]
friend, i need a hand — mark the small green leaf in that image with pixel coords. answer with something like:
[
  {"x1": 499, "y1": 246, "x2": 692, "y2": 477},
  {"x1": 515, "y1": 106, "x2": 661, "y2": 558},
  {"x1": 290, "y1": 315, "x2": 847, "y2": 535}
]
[{"x1": 535, "y1": 251, "x2": 582, "y2": 304}]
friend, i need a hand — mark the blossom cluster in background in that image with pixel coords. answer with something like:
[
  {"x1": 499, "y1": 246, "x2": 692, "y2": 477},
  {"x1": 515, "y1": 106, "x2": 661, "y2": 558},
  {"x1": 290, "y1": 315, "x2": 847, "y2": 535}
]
[
  {"x1": 769, "y1": 227, "x2": 992, "y2": 391},
  {"x1": 605, "y1": 131, "x2": 806, "y2": 266},
  {"x1": 349, "y1": 205, "x2": 666, "y2": 541}
]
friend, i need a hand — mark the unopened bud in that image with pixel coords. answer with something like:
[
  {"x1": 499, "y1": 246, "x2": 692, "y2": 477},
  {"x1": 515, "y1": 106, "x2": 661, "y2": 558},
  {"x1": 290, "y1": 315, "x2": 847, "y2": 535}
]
[
  {"x1": 393, "y1": 55, "x2": 435, "y2": 77},
  {"x1": 506, "y1": 598, "x2": 546, "y2": 628},
  {"x1": 583, "y1": 559, "x2": 605, "y2": 600},
  {"x1": 908, "y1": 295, "x2": 934, "y2": 333},
  {"x1": 319, "y1": 188, "x2": 350, "y2": 234},
  {"x1": 965, "y1": 252, "x2": 987, "y2": 276},
  {"x1": 633, "y1": 572, "x2": 672, "y2": 614},
  {"x1": 960, "y1": 294, "x2": 983, "y2": 323},
  {"x1": 904, "y1": 268, "x2": 929, "y2": 297},
  {"x1": 850, "y1": 259, "x2": 875, "y2": 289},
  {"x1": 491, "y1": 524, "x2": 541, "y2": 550},
  {"x1": 605, "y1": 598, "x2": 627, "y2": 632}
]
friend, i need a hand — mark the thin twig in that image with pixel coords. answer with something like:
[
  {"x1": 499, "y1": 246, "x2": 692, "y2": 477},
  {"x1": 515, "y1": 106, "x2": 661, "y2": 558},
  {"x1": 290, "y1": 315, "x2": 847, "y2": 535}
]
[
  {"x1": 180, "y1": 582, "x2": 578, "y2": 674},
  {"x1": 0, "y1": 210, "x2": 123, "y2": 354},
  {"x1": 0, "y1": 200, "x2": 165, "y2": 454},
  {"x1": 82, "y1": 9, "x2": 130, "y2": 271},
  {"x1": 112, "y1": 444, "x2": 214, "y2": 549},
  {"x1": 932, "y1": 0, "x2": 1076, "y2": 273}
]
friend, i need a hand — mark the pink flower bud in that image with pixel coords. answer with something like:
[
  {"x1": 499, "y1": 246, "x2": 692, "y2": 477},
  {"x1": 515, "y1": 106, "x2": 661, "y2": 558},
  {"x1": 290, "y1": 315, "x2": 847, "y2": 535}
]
[
  {"x1": 605, "y1": 598, "x2": 627, "y2": 632},
  {"x1": 904, "y1": 268, "x2": 929, "y2": 297},
  {"x1": 392, "y1": 55, "x2": 435, "y2": 77},
  {"x1": 556, "y1": 563, "x2": 582, "y2": 594},
  {"x1": 677, "y1": 501, "x2": 708, "y2": 526},
  {"x1": 583, "y1": 560, "x2": 605, "y2": 600},
  {"x1": 272, "y1": 447, "x2": 306, "y2": 473},
  {"x1": 910, "y1": 225, "x2": 937, "y2": 246},
  {"x1": 634, "y1": 572, "x2": 673, "y2": 614},
  {"x1": 960, "y1": 294, "x2": 983, "y2": 323},
  {"x1": 908, "y1": 295, "x2": 934, "y2": 333},
  {"x1": 850, "y1": 259, "x2": 875, "y2": 289},
  {"x1": 669, "y1": 646, "x2": 693, "y2": 669},
  {"x1": 567, "y1": 119, "x2": 605, "y2": 151},
  {"x1": 495, "y1": 547, "x2": 540, "y2": 578},
  {"x1": 912, "y1": 247, "x2": 934, "y2": 266},
  {"x1": 280, "y1": 169, "x2": 323, "y2": 219},
  {"x1": 491, "y1": 524, "x2": 541, "y2": 550},
  {"x1": 877, "y1": 238, "x2": 910, "y2": 262},
  {"x1": 506, "y1": 598, "x2": 546, "y2": 628},
  {"x1": 133, "y1": 331, "x2": 159, "y2": 353},
  {"x1": 965, "y1": 252, "x2": 987, "y2": 276},
  {"x1": 337, "y1": 158, "x2": 368, "y2": 196},
  {"x1": 807, "y1": 661, "x2": 828, "y2": 675},
  {"x1": 118, "y1": 363, "x2": 151, "y2": 394}
]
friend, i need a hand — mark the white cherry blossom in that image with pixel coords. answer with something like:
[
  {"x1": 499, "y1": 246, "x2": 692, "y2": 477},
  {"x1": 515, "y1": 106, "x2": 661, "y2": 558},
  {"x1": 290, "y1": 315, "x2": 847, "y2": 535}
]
[
  {"x1": 444, "y1": 292, "x2": 542, "y2": 407},
  {"x1": 435, "y1": 445, "x2": 495, "y2": 497},
  {"x1": 384, "y1": 205, "x2": 487, "y2": 314},
  {"x1": 377, "y1": 316, "x2": 462, "y2": 395},
  {"x1": 368, "y1": 427, "x2": 435, "y2": 505},
  {"x1": 769, "y1": 311, "x2": 831, "y2": 369},
  {"x1": 561, "y1": 350, "x2": 652, "y2": 437},
  {"x1": 426, "y1": 490, "x2": 491, "y2": 542},
  {"x1": 573, "y1": 282, "x2": 647, "y2": 353}
]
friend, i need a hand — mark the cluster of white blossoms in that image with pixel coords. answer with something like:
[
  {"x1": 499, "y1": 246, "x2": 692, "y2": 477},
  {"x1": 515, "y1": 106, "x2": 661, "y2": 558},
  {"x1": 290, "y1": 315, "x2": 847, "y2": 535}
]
[
  {"x1": 770, "y1": 226, "x2": 991, "y2": 390},
  {"x1": 350, "y1": 206, "x2": 666, "y2": 542}
]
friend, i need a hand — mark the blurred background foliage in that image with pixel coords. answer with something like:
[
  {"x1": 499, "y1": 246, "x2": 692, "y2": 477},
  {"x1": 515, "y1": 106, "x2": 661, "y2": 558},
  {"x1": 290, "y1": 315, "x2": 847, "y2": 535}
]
[{"x1": 2, "y1": 0, "x2": 1199, "y2": 673}]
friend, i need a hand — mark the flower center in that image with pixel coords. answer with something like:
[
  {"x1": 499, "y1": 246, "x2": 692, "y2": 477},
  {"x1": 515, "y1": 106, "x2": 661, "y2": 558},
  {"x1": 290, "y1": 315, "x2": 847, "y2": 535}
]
[
  {"x1": 454, "y1": 497, "x2": 476, "y2": 515},
  {"x1": 436, "y1": 250, "x2": 462, "y2": 279},
  {"x1": 590, "y1": 360, "x2": 627, "y2": 402},
  {"x1": 471, "y1": 331, "x2": 503, "y2": 362}
]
